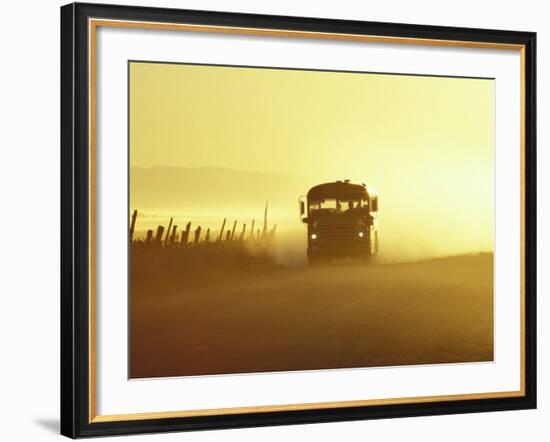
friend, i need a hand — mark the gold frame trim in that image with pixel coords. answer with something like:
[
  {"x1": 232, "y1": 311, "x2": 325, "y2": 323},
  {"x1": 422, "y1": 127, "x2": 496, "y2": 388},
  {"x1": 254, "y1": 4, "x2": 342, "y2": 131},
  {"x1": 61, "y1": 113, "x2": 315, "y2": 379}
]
[{"x1": 88, "y1": 18, "x2": 527, "y2": 424}]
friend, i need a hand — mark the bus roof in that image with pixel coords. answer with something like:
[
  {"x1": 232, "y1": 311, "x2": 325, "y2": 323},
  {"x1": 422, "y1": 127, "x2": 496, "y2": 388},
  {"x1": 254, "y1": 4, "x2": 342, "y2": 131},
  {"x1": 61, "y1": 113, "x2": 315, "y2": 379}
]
[{"x1": 307, "y1": 181, "x2": 368, "y2": 200}]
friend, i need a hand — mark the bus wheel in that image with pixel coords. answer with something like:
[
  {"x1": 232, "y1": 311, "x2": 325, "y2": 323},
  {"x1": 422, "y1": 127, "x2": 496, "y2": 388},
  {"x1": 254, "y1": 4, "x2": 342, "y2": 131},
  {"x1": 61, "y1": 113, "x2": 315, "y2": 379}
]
[
  {"x1": 308, "y1": 255, "x2": 324, "y2": 266},
  {"x1": 360, "y1": 255, "x2": 371, "y2": 264}
]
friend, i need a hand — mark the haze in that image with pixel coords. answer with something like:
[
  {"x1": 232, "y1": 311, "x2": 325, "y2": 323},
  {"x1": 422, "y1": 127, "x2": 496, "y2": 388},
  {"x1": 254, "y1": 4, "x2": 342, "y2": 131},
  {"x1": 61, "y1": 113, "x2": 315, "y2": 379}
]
[{"x1": 129, "y1": 62, "x2": 494, "y2": 263}]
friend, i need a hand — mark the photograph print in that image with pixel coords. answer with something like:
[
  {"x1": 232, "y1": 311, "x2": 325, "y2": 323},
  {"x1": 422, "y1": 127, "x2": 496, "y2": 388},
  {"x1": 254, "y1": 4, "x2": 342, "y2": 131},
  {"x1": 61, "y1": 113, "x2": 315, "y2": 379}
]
[{"x1": 128, "y1": 61, "x2": 494, "y2": 379}]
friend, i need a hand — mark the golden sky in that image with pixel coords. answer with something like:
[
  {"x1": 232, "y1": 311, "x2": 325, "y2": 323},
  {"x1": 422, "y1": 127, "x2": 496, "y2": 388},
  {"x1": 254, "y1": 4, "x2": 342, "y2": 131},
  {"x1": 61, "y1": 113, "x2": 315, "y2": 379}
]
[{"x1": 129, "y1": 61, "x2": 494, "y2": 259}]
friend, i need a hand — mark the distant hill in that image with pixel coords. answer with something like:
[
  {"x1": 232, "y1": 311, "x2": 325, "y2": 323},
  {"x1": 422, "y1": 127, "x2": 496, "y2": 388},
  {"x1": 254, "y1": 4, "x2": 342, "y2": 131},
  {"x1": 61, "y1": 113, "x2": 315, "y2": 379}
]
[{"x1": 130, "y1": 166, "x2": 328, "y2": 212}]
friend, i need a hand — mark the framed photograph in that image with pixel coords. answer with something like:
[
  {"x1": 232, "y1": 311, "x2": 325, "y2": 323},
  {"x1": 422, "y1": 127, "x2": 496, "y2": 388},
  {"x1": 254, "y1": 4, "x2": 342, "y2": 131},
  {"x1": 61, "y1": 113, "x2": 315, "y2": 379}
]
[{"x1": 60, "y1": 2, "x2": 536, "y2": 438}]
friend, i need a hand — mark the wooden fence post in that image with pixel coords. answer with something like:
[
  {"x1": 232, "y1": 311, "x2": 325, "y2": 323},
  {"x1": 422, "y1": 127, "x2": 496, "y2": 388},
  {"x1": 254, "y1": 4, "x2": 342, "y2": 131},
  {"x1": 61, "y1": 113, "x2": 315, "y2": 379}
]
[
  {"x1": 164, "y1": 217, "x2": 173, "y2": 246},
  {"x1": 230, "y1": 220, "x2": 237, "y2": 240},
  {"x1": 225, "y1": 230, "x2": 231, "y2": 241},
  {"x1": 145, "y1": 229, "x2": 153, "y2": 245},
  {"x1": 250, "y1": 220, "x2": 255, "y2": 239},
  {"x1": 181, "y1": 221, "x2": 191, "y2": 246},
  {"x1": 205, "y1": 228, "x2": 210, "y2": 242},
  {"x1": 154, "y1": 225, "x2": 165, "y2": 245},
  {"x1": 262, "y1": 201, "x2": 268, "y2": 237},
  {"x1": 170, "y1": 225, "x2": 178, "y2": 245},
  {"x1": 240, "y1": 224, "x2": 246, "y2": 240},
  {"x1": 194, "y1": 226, "x2": 202, "y2": 243},
  {"x1": 129, "y1": 209, "x2": 138, "y2": 243},
  {"x1": 218, "y1": 218, "x2": 226, "y2": 241}
]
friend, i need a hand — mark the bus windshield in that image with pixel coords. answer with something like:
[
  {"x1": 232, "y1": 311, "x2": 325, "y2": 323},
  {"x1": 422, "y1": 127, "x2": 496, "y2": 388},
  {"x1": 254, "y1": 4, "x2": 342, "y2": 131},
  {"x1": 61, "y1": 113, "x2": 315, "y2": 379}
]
[{"x1": 309, "y1": 198, "x2": 366, "y2": 214}]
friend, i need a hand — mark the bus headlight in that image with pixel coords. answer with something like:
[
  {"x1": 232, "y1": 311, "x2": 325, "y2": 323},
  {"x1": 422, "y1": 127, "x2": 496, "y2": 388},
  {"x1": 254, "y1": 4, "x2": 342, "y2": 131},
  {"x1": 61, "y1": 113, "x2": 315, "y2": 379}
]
[
  {"x1": 358, "y1": 232, "x2": 365, "y2": 238},
  {"x1": 310, "y1": 233, "x2": 318, "y2": 240}
]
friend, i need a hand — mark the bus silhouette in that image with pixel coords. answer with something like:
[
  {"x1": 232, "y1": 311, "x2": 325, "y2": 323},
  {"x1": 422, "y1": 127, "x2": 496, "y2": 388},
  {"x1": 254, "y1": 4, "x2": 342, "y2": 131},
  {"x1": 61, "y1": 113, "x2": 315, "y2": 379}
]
[{"x1": 299, "y1": 180, "x2": 379, "y2": 265}]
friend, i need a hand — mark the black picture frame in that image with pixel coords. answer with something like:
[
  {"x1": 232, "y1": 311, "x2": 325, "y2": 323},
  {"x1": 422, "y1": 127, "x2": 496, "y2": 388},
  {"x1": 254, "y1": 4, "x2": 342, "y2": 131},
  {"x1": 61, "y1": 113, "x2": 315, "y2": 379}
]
[{"x1": 61, "y1": 2, "x2": 537, "y2": 438}]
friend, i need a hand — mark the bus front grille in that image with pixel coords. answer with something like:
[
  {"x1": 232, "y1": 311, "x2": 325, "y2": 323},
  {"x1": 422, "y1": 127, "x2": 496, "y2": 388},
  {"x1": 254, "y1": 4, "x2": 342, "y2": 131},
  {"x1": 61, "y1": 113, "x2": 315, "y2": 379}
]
[{"x1": 316, "y1": 224, "x2": 357, "y2": 242}]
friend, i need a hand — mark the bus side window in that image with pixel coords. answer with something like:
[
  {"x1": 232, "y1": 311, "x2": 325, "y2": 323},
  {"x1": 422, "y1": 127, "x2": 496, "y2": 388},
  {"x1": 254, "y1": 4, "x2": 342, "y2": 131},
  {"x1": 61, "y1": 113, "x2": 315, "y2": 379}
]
[
  {"x1": 371, "y1": 196, "x2": 378, "y2": 212},
  {"x1": 299, "y1": 196, "x2": 308, "y2": 222}
]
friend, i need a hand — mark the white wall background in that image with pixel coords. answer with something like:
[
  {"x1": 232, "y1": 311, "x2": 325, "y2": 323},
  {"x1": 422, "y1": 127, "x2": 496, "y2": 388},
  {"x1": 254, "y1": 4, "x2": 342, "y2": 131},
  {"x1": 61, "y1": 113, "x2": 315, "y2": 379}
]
[{"x1": 0, "y1": 0, "x2": 546, "y2": 440}]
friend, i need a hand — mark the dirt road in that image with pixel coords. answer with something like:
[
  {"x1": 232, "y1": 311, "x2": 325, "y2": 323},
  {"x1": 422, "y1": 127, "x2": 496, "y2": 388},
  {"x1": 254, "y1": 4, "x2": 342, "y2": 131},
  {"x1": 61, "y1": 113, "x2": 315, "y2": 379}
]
[{"x1": 130, "y1": 254, "x2": 493, "y2": 378}]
